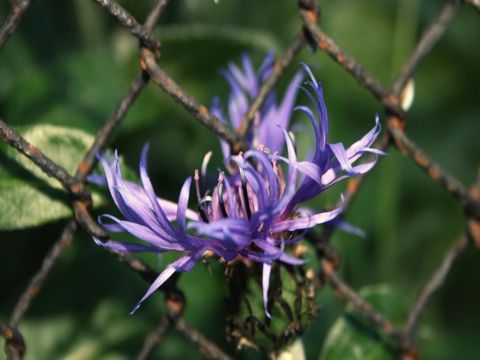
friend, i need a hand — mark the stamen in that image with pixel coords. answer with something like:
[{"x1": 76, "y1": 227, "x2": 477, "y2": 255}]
[
  {"x1": 271, "y1": 151, "x2": 278, "y2": 176},
  {"x1": 238, "y1": 166, "x2": 252, "y2": 219},
  {"x1": 198, "y1": 194, "x2": 212, "y2": 223},
  {"x1": 271, "y1": 151, "x2": 285, "y2": 187},
  {"x1": 288, "y1": 131, "x2": 297, "y2": 153},
  {"x1": 252, "y1": 112, "x2": 261, "y2": 148},
  {"x1": 194, "y1": 169, "x2": 203, "y2": 203},
  {"x1": 197, "y1": 206, "x2": 209, "y2": 223},
  {"x1": 201, "y1": 151, "x2": 213, "y2": 187},
  {"x1": 217, "y1": 172, "x2": 228, "y2": 218},
  {"x1": 254, "y1": 112, "x2": 260, "y2": 127},
  {"x1": 257, "y1": 143, "x2": 271, "y2": 155}
]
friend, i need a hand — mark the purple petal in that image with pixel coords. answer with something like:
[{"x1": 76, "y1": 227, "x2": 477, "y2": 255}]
[
  {"x1": 241, "y1": 54, "x2": 257, "y2": 96},
  {"x1": 93, "y1": 237, "x2": 161, "y2": 253},
  {"x1": 139, "y1": 144, "x2": 180, "y2": 239},
  {"x1": 295, "y1": 105, "x2": 325, "y2": 153},
  {"x1": 346, "y1": 115, "x2": 381, "y2": 160},
  {"x1": 262, "y1": 263, "x2": 272, "y2": 318},
  {"x1": 300, "y1": 63, "x2": 329, "y2": 140},
  {"x1": 245, "y1": 150, "x2": 279, "y2": 201},
  {"x1": 177, "y1": 177, "x2": 192, "y2": 234},
  {"x1": 329, "y1": 142, "x2": 354, "y2": 173},
  {"x1": 98, "y1": 214, "x2": 183, "y2": 250},
  {"x1": 279, "y1": 252, "x2": 306, "y2": 265},
  {"x1": 271, "y1": 202, "x2": 343, "y2": 232},
  {"x1": 258, "y1": 52, "x2": 275, "y2": 80},
  {"x1": 130, "y1": 254, "x2": 198, "y2": 314},
  {"x1": 332, "y1": 219, "x2": 366, "y2": 238},
  {"x1": 87, "y1": 174, "x2": 107, "y2": 186},
  {"x1": 257, "y1": 71, "x2": 303, "y2": 153}
]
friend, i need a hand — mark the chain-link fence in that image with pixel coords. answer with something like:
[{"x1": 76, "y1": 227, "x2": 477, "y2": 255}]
[{"x1": 1, "y1": 0, "x2": 479, "y2": 359}]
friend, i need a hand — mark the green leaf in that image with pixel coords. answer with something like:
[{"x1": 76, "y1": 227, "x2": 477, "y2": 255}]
[
  {"x1": 16, "y1": 299, "x2": 147, "y2": 360},
  {"x1": 320, "y1": 284, "x2": 407, "y2": 360},
  {"x1": 0, "y1": 124, "x2": 108, "y2": 230}
]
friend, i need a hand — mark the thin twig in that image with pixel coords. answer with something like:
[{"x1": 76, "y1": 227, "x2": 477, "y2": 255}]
[
  {"x1": 135, "y1": 317, "x2": 171, "y2": 360},
  {"x1": 175, "y1": 317, "x2": 233, "y2": 360},
  {"x1": 141, "y1": 49, "x2": 244, "y2": 152},
  {"x1": 393, "y1": 0, "x2": 461, "y2": 94},
  {"x1": 387, "y1": 116, "x2": 480, "y2": 219},
  {"x1": 403, "y1": 234, "x2": 469, "y2": 338},
  {"x1": 0, "y1": 0, "x2": 31, "y2": 50},
  {"x1": 92, "y1": 0, "x2": 159, "y2": 50},
  {"x1": 237, "y1": 32, "x2": 306, "y2": 137}
]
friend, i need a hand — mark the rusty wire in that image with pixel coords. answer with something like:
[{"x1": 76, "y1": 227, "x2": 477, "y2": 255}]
[{"x1": 0, "y1": 0, "x2": 479, "y2": 359}]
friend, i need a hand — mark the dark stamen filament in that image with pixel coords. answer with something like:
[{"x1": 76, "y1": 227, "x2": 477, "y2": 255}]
[
  {"x1": 217, "y1": 172, "x2": 228, "y2": 218},
  {"x1": 194, "y1": 169, "x2": 202, "y2": 203},
  {"x1": 201, "y1": 151, "x2": 213, "y2": 188},
  {"x1": 239, "y1": 167, "x2": 252, "y2": 219},
  {"x1": 198, "y1": 194, "x2": 212, "y2": 223},
  {"x1": 288, "y1": 131, "x2": 297, "y2": 153}
]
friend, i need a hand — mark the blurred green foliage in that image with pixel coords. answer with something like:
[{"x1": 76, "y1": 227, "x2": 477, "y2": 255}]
[{"x1": 0, "y1": 0, "x2": 479, "y2": 359}]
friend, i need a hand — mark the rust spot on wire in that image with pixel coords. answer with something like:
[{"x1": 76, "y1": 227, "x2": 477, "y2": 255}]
[
  {"x1": 388, "y1": 94, "x2": 400, "y2": 106},
  {"x1": 428, "y1": 166, "x2": 441, "y2": 180},
  {"x1": 27, "y1": 144, "x2": 42, "y2": 156},
  {"x1": 28, "y1": 285, "x2": 40, "y2": 297},
  {"x1": 402, "y1": 351, "x2": 419, "y2": 360},
  {"x1": 383, "y1": 321, "x2": 393, "y2": 334},
  {"x1": 305, "y1": 10, "x2": 318, "y2": 21},
  {"x1": 388, "y1": 116, "x2": 406, "y2": 131},
  {"x1": 333, "y1": 288, "x2": 341, "y2": 298},
  {"x1": 78, "y1": 160, "x2": 89, "y2": 175},
  {"x1": 319, "y1": 39, "x2": 329, "y2": 50},
  {"x1": 336, "y1": 54, "x2": 345, "y2": 64},
  {"x1": 321, "y1": 259, "x2": 334, "y2": 274},
  {"x1": 414, "y1": 154, "x2": 430, "y2": 168},
  {"x1": 273, "y1": 60, "x2": 282, "y2": 74},
  {"x1": 363, "y1": 302, "x2": 372, "y2": 312},
  {"x1": 347, "y1": 178, "x2": 358, "y2": 194},
  {"x1": 140, "y1": 56, "x2": 148, "y2": 71},
  {"x1": 70, "y1": 182, "x2": 82, "y2": 194},
  {"x1": 197, "y1": 105, "x2": 208, "y2": 116},
  {"x1": 2, "y1": 328, "x2": 13, "y2": 339},
  {"x1": 470, "y1": 187, "x2": 480, "y2": 200},
  {"x1": 468, "y1": 218, "x2": 480, "y2": 248}
]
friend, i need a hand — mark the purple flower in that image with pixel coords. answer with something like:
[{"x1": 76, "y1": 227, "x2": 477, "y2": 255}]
[
  {"x1": 211, "y1": 53, "x2": 304, "y2": 159},
  {"x1": 90, "y1": 63, "x2": 383, "y2": 316}
]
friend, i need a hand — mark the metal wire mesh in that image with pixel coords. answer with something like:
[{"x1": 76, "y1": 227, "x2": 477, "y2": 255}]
[{"x1": 1, "y1": 0, "x2": 479, "y2": 359}]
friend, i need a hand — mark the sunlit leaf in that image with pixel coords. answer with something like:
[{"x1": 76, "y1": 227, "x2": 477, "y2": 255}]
[{"x1": 0, "y1": 124, "x2": 133, "y2": 230}]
